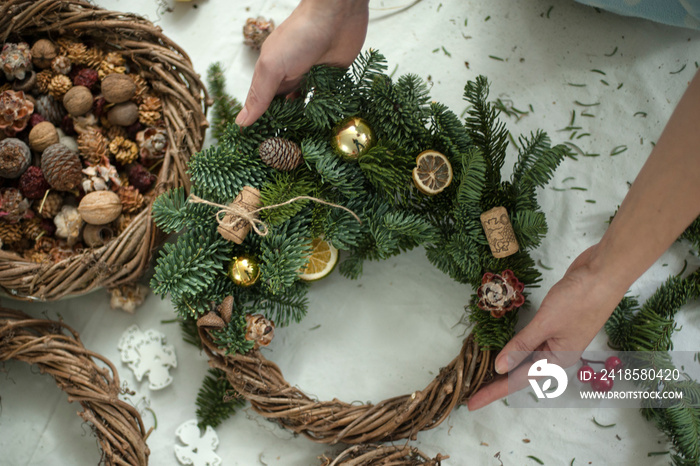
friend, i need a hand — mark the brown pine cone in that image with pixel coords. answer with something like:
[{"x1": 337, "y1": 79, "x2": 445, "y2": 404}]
[
  {"x1": 98, "y1": 54, "x2": 127, "y2": 80},
  {"x1": 22, "y1": 217, "x2": 45, "y2": 241},
  {"x1": 36, "y1": 191, "x2": 63, "y2": 219},
  {"x1": 106, "y1": 125, "x2": 127, "y2": 141},
  {"x1": 129, "y1": 73, "x2": 149, "y2": 104},
  {"x1": 0, "y1": 90, "x2": 34, "y2": 135},
  {"x1": 109, "y1": 136, "x2": 138, "y2": 165},
  {"x1": 117, "y1": 185, "x2": 144, "y2": 214},
  {"x1": 25, "y1": 248, "x2": 50, "y2": 264},
  {"x1": 0, "y1": 187, "x2": 30, "y2": 223},
  {"x1": 0, "y1": 138, "x2": 32, "y2": 179},
  {"x1": 82, "y1": 48, "x2": 104, "y2": 69},
  {"x1": 47, "y1": 74, "x2": 73, "y2": 99},
  {"x1": 62, "y1": 41, "x2": 87, "y2": 65},
  {"x1": 138, "y1": 95, "x2": 163, "y2": 126},
  {"x1": 258, "y1": 137, "x2": 303, "y2": 171},
  {"x1": 35, "y1": 69, "x2": 54, "y2": 94},
  {"x1": 41, "y1": 143, "x2": 83, "y2": 191},
  {"x1": 0, "y1": 221, "x2": 22, "y2": 246},
  {"x1": 35, "y1": 94, "x2": 66, "y2": 126},
  {"x1": 78, "y1": 129, "x2": 109, "y2": 165}
]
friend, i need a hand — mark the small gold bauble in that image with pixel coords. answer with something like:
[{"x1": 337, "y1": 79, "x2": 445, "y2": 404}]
[
  {"x1": 331, "y1": 116, "x2": 375, "y2": 161},
  {"x1": 228, "y1": 255, "x2": 261, "y2": 287}
]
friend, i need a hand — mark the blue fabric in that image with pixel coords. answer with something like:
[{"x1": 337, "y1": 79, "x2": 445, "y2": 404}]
[{"x1": 575, "y1": 0, "x2": 700, "y2": 29}]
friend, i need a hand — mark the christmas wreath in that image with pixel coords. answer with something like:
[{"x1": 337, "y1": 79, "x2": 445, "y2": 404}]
[{"x1": 151, "y1": 51, "x2": 569, "y2": 446}]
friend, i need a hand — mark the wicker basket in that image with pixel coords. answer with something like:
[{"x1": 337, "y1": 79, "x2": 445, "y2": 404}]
[{"x1": 0, "y1": 0, "x2": 208, "y2": 300}]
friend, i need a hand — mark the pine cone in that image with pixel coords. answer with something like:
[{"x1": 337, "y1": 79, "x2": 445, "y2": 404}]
[
  {"x1": 117, "y1": 185, "x2": 144, "y2": 213},
  {"x1": 34, "y1": 234, "x2": 57, "y2": 253},
  {"x1": 106, "y1": 125, "x2": 127, "y2": 141},
  {"x1": 35, "y1": 94, "x2": 66, "y2": 127},
  {"x1": 19, "y1": 166, "x2": 50, "y2": 199},
  {"x1": 129, "y1": 73, "x2": 149, "y2": 104},
  {"x1": 138, "y1": 95, "x2": 163, "y2": 126},
  {"x1": 0, "y1": 221, "x2": 22, "y2": 246},
  {"x1": 0, "y1": 188, "x2": 30, "y2": 223},
  {"x1": 35, "y1": 69, "x2": 54, "y2": 94},
  {"x1": 41, "y1": 143, "x2": 83, "y2": 191},
  {"x1": 109, "y1": 136, "x2": 138, "y2": 165},
  {"x1": 25, "y1": 248, "x2": 50, "y2": 264},
  {"x1": 78, "y1": 129, "x2": 109, "y2": 165},
  {"x1": 51, "y1": 55, "x2": 72, "y2": 75},
  {"x1": 258, "y1": 137, "x2": 303, "y2": 171},
  {"x1": 0, "y1": 90, "x2": 34, "y2": 135},
  {"x1": 47, "y1": 74, "x2": 73, "y2": 99},
  {"x1": 36, "y1": 191, "x2": 63, "y2": 219},
  {"x1": 22, "y1": 217, "x2": 45, "y2": 241},
  {"x1": 61, "y1": 41, "x2": 87, "y2": 65},
  {"x1": 0, "y1": 43, "x2": 32, "y2": 81},
  {"x1": 98, "y1": 53, "x2": 127, "y2": 80},
  {"x1": 0, "y1": 138, "x2": 31, "y2": 179},
  {"x1": 82, "y1": 48, "x2": 104, "y2": 69},
  {"x1": 114, "y1": 212, "x2": 135, "y2": 235}
]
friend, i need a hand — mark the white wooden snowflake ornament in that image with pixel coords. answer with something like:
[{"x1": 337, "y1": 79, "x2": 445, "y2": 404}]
[
  {"x1": 118, "y1": 325, "x2": 177, "y2": 390},
  {"x1": 174, "y1": 419, "x2": 222, "y2": 466}
]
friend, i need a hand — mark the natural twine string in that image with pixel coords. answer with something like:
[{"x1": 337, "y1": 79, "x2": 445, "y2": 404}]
[{"x1": 188, "y1": 194, "x2": 362, "y2": 238}]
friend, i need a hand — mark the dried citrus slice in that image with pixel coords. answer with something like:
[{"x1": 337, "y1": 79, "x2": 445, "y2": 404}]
[
  {"x1": 298, "y1": 237, "x2": 339, "y2": 281},
  {"x1": 411, "y1": 150, "x2": 453, "y2": 195}
]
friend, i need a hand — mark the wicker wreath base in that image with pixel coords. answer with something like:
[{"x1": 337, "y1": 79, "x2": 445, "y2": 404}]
[
  {"x1": 0, "y1": 307, "x2": 151, "y2": 465},
  {"x1": 0, "y1": 0, "x2": 208, "y2": 301},
  {"x1": 320, "y1": 444, "x2": 448, "y2": 465},
  {"x1": 201, "y1": 327, "x2": 494, "y2": 445}
]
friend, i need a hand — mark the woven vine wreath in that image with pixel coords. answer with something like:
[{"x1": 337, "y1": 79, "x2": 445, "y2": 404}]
[
  {"x1": 0, "y1": 0, "x2": 208, "y2": 301},
  {"x1": 152, "y1": 51, "x2": 570, "y2": 455},
  {"x1": 0, "y1": 307, "x2": 151, "y2": 464}
]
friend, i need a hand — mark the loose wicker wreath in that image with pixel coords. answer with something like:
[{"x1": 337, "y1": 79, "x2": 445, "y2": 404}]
[
  {"x1": 320, "y1": 444, "x2": 448, "y2": 465},
  {"x1": 0, "y1": 0, "x2": 209, "y2": 300},
  {"x1": 201, "y1": 326, "x2": 494, "y2": 446},
  {"x1": 0, "y1": 307, "x2": 151, "y2": 465}
]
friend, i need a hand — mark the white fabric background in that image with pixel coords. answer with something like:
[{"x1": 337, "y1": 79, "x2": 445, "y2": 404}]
[{"x1": 2, "y1": 0, "x2": 700, "y2": 464}]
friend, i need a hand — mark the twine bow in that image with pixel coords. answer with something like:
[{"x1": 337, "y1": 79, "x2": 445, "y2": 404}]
[{"x1": 188, "y1": 193, "x2": 362, "y2": 239}]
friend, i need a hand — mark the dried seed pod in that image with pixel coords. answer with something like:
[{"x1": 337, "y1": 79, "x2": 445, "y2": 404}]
[
  {"x1": 82, "y1": 223, "x2": 114, "y2": 248},
  {"x1": 101, "y1": 73, "x2": 136, "y2": 104},
  {"x1": 0, "y1": 138, "x2": 31, "y2": 178},
  {"x1": 0, "y1": 187, "x2": 31, "y2": 223},
  {"x1": 54, "y1": 204, "x2": 83, "y2": 245},
  {"x1": 51, "y1": 55, "x2": 72, "y2": 75},
  {"x1": 109, "y1": 136, "x2": 138, "y2": 165},
  {"x1": 62, "y1": 85, "x2": 93, "y2": 116},
  {"x1": 31, "y1": 39, "x2": 58, "y2": 69},
  {"x1": 217, "y1": 295, "x2": 234, "y2": 324},
  {"x1": 107, "y1": 102, "x2": 139, "y2": 127},
  {"x1": 28, "y1": 121, "x2": 60, "y2": 153},
  {"x1": 41, "y1": 143, "x2": 83, "y2": 191},
  {"x1": 197, "y1": 312, "x2": 225, "y2": 330},
  {"x1": 243, "y1": 17, "x2": 275, "y2": 51},
  {"x1": 135, "y1": 126, "x2": 168, "y2": 165},
  {"x1": 244, "y1": 314, "x2": 275, "y2": 347},
  {"x1": 78, "y1": 190, "x2": 122, "y2": 225},
  {"x1": 0, "y1": 43, "x2": 32, "y2": 81},
  {"x1": 12, "y1": 70, "x2": 36, "y2": 92},
  {"x1": 0, "y1": 90, "x2": 34, "y2": 135}
]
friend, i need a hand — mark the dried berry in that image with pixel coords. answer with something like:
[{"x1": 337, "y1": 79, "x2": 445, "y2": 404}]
[
  {"x1": 127, "y1": 163, "x2": 156, "y2": 193},
  {"x1": 29, "y1": 113, "x2": 46, "y2": 127},
  {"x1": 73, "y1": 68, "x2": 99, "y2": 90},
  {"x1": 0, "y1": 138, "x2": 31, "y2": 179},
  {"x1": 19, "y1": 166, "x2": 50, "y2": 199}
]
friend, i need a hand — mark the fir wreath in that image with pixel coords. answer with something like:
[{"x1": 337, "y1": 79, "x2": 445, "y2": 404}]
[{"x1": 151, "y1": 50, "x2": 569, "y2": 442}]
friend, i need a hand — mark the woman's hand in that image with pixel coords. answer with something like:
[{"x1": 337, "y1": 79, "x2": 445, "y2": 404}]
[{"x1": 236, "y1": 0, "x2": 370, "y2": 127}]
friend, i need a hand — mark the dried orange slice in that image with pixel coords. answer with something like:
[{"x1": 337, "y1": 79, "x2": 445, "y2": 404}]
[
  {"x1": 411, "y1": 150, "x2": 453, "y2": 195},
  {"x1": 298, "y1": 237, "x2": 339, "y2": 281}
]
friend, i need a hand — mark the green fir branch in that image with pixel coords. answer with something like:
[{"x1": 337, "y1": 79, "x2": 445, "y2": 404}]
[{"x1": 196, "y1": 368, "x2": 246, "y2": 429}]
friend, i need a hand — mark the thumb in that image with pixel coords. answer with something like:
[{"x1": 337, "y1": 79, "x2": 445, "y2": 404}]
[
  {"x1": 494, "y1": 320, "x2": 545, "y2": 374},
  {"x1": 235, "y1": 60, "x2": 284, "y2": 127}
]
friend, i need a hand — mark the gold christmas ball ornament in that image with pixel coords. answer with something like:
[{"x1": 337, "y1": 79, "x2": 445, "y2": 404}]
[
  {"x1": 331, "y1": 116, "x2": 376, "y2": 161},
  {"x1": 228, "y1": 255, "x2": 261, "y2": 287}
]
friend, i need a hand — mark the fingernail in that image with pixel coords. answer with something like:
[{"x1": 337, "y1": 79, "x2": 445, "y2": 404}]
[
  {"x1": 235, "y1": 107, "x2": 248, "y2": 126},
  {"x1": 495, "y1": 355, "x2": 512, "y2": 374}
]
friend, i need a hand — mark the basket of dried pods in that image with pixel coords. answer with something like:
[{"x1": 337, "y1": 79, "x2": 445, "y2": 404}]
[{"x1": 0, "y1": 0, "x2": 209, "y2": 301}]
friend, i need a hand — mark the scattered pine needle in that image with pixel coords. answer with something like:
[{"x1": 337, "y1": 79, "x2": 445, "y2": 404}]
[{"x1": 592, "y1": 417, "x2": 616, "y2": 428}]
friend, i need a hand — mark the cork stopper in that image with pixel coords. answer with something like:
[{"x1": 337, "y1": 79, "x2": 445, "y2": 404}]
[
  {"x1": 217, "y1": 186, "x2": 261, "y2": 244},
  {"x1": 480, "y1": 206, "x2": 519, "y2": 258}
]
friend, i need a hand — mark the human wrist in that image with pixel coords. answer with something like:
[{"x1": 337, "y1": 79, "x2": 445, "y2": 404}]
[{"x1": 298, "y1": 0, "x2": 369, "y2": 16}]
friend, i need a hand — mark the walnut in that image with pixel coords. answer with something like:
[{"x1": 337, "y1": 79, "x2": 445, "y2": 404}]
[
  {"x1": 28, "y1": 121, "x2": 59, "y2": 153},
  {"x1": 31, "y1": 39, "x2": 58, "y2": 69},
  {"x1": 62, "y1": 85, "x2": 93, "y2": 116},
  {"x1": 101, "y1": 73, "x2": 136, "y2": 104},
  {"x1": 77, "y1": 190, "x2": 122, "y2": 225},
  {"x1": 107, "y1": 102, "x2": 139, "y2": 127}
]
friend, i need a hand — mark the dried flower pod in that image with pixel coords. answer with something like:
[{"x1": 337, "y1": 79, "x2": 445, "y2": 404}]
[
  {"x1": 0, "y1": 138, "x2": 31, "y2": 178},
  {"x1": 73, "y1": 68, "x2": 99, "y2": 90},
  {"x1": 197, "y1": 312, "x2": 226, "y2": 330},
  {"x1": 107, "y1": 101, "x2": 139, "y2": 127},
  {"x1": 78, "y1": 190, "x2": 122, "y2": 225},
  {"x1": 0, "y1": 90, "x2": 34, "y2": 135},
  {"x1": 62, "y1": 85, "x2": 93, "y2": 116},
  {"x1": 109, "y1": 284, "x2": 149, "y2": 313},
  {"x1": 51, "y1": 55, "x2": 72, "y2": 75},
  {"x1": 54, "y1": 204, "x2": 83, "y2": 245},
  {"x1": 476, "y1": 269, "x2": 525, "y2": 318},
  {"x1": 127, "y1": 163, "x2": 156, "y2": 193},
  {"x1": 12, "y1": 70, "x2": 36, "y2": 92},
  {"x1": 217, "y1": 295, "x2": 234, "y2": 324},
  {"x1": 36, "y1": 191, "x2": 63, "y2": 219},
  {"x1": 83, "y1": 223, "x2": 114, "y2": 248},
  {"x1": 0, "y1": 43, "x2": 32, "y2": 81},
  {"x1": 78, "y1": 129, "x2": 109, "y2": 165},
  {"x1": 31, "y1": 39, "x2": 58, "y2": 69},
  {"x1": 0, "y1": 187, "x2": 31, "y2": 223},
  {"x1": 19, "y1": 166, "x2": 50, "y2": 199},
  {"x1": 137, "y1": 95, "x2": 162, "y2": 126},
  {"x1": 244, "y1": 314, "x2": 275, "y2": 347},
  {"x1": 102, "y1": 73, "x2": 136, "y2": 104},
  {"x1": 41, "y1": 143, "x2": 83, "y2": 191},
  {"x1": 0, "y1": 221, "x2": 22, "y2": 246},
  {"x1": 28, "y1": 121, "x2": 59, "y2": 153},
  {"x1": 35, "y1": 69, "x2": 54, "y2": 94},
  {"x1": 109, "y1": 136, "x2": 138, "y2": 165},
  {"x1": 72, "y1": 112, "x2": 99, "y2": 135},
  {"x1": 136, "y1": 126, "x2": 168, "y2": 165},
  {"x1": 117, "y1": 185, "x2": 144, "y2": 213},
  {"x1": 243, "y1": 17, "x2": 275, "y2": 51}
]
